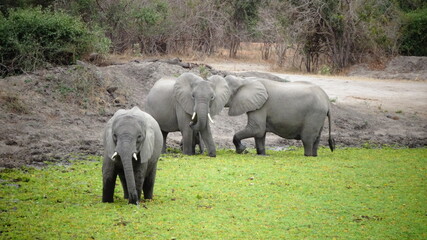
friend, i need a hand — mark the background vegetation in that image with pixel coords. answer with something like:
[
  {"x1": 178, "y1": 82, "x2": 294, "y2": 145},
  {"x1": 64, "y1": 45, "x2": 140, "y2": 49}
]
[
  {"x1": 0, "y1": 7, "x2": 110, "y2": 76},
  {"x1": 400, "y1": 7, "x2": 427, "y2": 56},
  {"x1": 1, "y1": 148, "x2": 426, "y2": 239},
  {"x1": 0, "y1": 0, "x2": 426, "y2": 76}
]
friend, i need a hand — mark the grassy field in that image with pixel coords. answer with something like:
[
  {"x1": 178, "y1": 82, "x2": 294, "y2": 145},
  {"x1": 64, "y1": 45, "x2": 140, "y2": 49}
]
[{"x1": 1, "y1": 148, "x2": 426, "y2": 239}]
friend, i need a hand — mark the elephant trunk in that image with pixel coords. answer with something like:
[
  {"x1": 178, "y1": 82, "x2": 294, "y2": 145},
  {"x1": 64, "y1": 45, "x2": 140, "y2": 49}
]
[
  {"x1": 190, "y1": 101, "x2": 209, "y2": 131},
  {"x1": 117, "y1": 142, "x2": 139, "y2": 205}
]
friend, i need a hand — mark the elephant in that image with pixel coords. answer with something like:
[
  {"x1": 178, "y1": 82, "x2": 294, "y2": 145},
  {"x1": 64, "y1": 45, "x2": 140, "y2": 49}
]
[
  {"x1": 102, "y1": 106, "x2": 163, "y2": 205},
  {"x1": 225, "y1": 75, "x2": 335, "y2": 156},
  {"x1": 180, "y1": 132, "x2": 204, "y2": 154},
  {"x1": 145, "y1": 72, "x2": 230, "y2": 157}
]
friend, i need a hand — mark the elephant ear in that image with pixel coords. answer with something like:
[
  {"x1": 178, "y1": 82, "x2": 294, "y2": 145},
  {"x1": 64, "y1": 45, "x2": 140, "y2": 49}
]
[
  {"x1": 139, "y1": 123, "x2": 155, "y2": 164},
  {"x1": 207, "y1": 75, "x2": 230, "y2": 116},
  {"x1": 104, "y1": 110, "x2": 126, "y2": 160},
  {"x1": 130, "y1": 107, "x2": 155, "y2": 163},
  {"x1": 103, "y1": 121, "x2": 115, "y2": 160},
  {"x1": 173, "y1": 73, "x2": 203, "y2": 114},
  {"x1": 225, "y1": 76, "x2": 268, "y2": 116}
]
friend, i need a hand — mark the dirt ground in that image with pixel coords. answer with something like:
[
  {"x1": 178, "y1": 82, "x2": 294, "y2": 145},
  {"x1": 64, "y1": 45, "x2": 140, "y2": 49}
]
[{"x1": 0, "y1": 57, "x2": 426, "y2": 168}]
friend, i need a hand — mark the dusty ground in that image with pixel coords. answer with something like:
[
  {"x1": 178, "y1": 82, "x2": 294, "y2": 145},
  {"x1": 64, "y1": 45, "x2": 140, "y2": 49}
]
[{"x1": 0, "y1": 57, "x2": 426, "y2": 168}]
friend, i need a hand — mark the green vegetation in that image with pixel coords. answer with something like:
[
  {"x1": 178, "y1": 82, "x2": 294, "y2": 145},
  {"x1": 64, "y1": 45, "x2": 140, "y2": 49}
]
[
  {"x1": 1, "y1": 1, "x2": 426, "y2": 75},
  {"x1": 400, "y1": 7, "x2": 427, "y2": 56},
  {"x1": 0, "y1": 7, "x2": 110, "y2": 76},
  {"x1": 1, "y1": 148, "x2": 426, "y2": 239}
]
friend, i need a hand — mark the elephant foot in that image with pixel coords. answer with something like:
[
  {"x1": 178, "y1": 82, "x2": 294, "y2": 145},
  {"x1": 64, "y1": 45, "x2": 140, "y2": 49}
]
[
  {"x1": 236, "y1": 145, "x2": 247, "y2": 154},
  {"x1": 256, "y1": 148, "x2": 266, "y2": 155},
  {"x1": 233, "y1": 136, "x2": 247, "y2": 154},
  {"x1": 304, "y1": 153, "x2": 317, "y2": 157},
  {"x1": 182, "y1": 150, "x2": 195, "y2": 155}
]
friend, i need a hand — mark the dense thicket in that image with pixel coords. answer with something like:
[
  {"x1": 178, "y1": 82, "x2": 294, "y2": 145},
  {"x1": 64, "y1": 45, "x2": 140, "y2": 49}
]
[
  {"x1": 0, "y1": 7, "x2": 110, "y2": 76},
  {"x1": 399, "y1": 7, "x2": 427, "y2": 56},
  {"x1": 1, "y1": 0, "x2": 426, "y2": 74},
  {"x1": 0, "y1": 0, "x2": 56, "y2": 14}
]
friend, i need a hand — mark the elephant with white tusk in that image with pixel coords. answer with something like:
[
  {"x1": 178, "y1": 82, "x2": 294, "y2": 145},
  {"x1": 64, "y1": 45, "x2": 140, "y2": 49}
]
[
  {"x1": 145, "y1": 72, "x2": 230, "y2": 157},
  {"x1": 102, "y1": 106, "x2": 163, "y2": 205},
  {"x1": 225, "y1": 75, "x2": 335, "y2": 156}
]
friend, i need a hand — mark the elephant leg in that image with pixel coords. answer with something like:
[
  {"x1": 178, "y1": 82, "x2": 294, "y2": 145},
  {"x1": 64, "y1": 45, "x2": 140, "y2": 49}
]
[
  {"x1": 198, "y1": 137, "x2": 205, "y2": 154},
  {"x1": 312, "y1": 129, "x2": 323, "y2": 157},
  {"x1": 302, "y1": 122, "x2": 324, "y2": 157},
  {"x1": 118, "y1": 171, "x2": 129, "y2": 199},
  {"x1": 200, "y1": 124, "x2": 216, "y2": 157},
  {"x1": 302, "y1": 133, "x2": 319, "y2": 157},
  {"x1": 102, "y1": 168, "x2": 117, "y2": 203},
  {"x1": 181, "y1": 128, "x2": 195, "y2": 155},
  {"x1": 143, "y1": 169, "x2": 157, "y2": 199},
  {"x1": 191, "y1": 131, "x2": 198, "y2": 154},
  {"x1": 177, "y1": 109, "x2": 197, "y2": 155},
  {"x1": 233, "y1": 134, "x2": 247, "y2": 154},
  {"x1": 311, "y1": 134, "x2": 322, "y2": 157},
  {"x1": 255, "y1": 133, "x2": 267, "y2": 155},
  {"x1": 302, "y1": 140, "x2": 314, "y2": 156},
  {"x1": 135, "y1": 166, "x2": 145, "y2": 201},
  {"x1": 195, "y1": 132, "x2": 204, "y2": 154},
  {"x1": 234, "y1": 113, "x2": 266, "y2": 154},
  {"x1": 161, "y1": 131, "x2": 168, "y2": 153}
]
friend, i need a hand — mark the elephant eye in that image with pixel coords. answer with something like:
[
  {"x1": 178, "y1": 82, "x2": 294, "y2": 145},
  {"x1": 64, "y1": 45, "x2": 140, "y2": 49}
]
[
  {"x1": 191, "y1": 94, "x2": 195, "y2": 99},
  {"x1": 211, "y1": 95, "x2": 215, "y2": 100},
  {"x1": 113, "y1": 134, "x2": 117, "y2": 143}
]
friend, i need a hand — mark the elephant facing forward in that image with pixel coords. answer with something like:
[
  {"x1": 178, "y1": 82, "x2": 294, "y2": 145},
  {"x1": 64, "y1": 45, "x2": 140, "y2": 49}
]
[
  {"x1": 145, "y1": 73, "x2": 230, "y2": 157},
  {"x1": 225, "y1": 75, "x2": 335, "y2": 156},
  {"x1": 102, "y1": 106, "x2": 163, "y2": 205}
]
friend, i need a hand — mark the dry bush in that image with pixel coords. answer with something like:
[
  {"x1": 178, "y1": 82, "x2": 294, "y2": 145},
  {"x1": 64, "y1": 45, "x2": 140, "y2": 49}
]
[{"x1": 0, "y1": 91, "x2": 29, "y2": 114}]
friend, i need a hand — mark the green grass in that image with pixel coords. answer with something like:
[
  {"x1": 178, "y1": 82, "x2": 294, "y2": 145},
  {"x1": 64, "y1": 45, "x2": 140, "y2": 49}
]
[{"x1": 1, "y1": 148, "x2": 426, "y2": 239}]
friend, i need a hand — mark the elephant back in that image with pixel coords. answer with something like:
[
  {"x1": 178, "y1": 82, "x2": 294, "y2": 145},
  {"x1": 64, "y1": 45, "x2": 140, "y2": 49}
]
[{"x1": 145, "y1": 78, "x2": 178, "y2": 131}]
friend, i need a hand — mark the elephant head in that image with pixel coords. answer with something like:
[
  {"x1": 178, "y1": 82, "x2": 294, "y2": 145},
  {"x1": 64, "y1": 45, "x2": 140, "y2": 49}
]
[
  {"x1": 174, "y1": 73, "x2": 230, "y2": 131},
  {"x1": 104, "y1": 109, "x2": 155, "y2": 205},
  {"x1": 224, "y1": 75, "x2": 269, "y2": 116}
]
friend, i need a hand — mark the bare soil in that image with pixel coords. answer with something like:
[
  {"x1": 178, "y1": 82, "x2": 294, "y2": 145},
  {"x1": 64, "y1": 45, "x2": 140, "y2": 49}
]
[{"x1": 0, "y1": 57, "x2": 426, "y2": 168}]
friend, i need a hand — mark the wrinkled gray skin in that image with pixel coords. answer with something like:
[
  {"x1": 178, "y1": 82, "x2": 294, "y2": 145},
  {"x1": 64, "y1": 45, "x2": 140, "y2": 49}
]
[
  {"x1": 102, "y1": 106, "x2": 163, "y2": 205},
  {"x1": 145, "y1": 73, "x2": 230, "y2": 157},
  {"x1": 180, "y1": 132, "x2": 204, "y2": 154},
  {"x1": 225, "y1": 75, "x2": 335, "y2": 156}
]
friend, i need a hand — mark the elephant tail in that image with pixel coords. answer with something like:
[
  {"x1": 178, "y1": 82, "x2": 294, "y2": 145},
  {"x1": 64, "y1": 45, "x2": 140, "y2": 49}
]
[{"x1": 327, "y1": 110, "x2": 335, "y2": 152}]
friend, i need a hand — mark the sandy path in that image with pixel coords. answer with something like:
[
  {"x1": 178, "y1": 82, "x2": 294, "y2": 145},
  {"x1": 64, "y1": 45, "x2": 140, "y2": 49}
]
[{"x1": 275, "y1": 74, "x2": 427, "y2": 118}]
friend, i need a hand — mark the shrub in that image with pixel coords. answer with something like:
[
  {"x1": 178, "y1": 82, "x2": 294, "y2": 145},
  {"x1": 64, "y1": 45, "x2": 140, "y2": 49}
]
[
  {"x1": 0, "y1": 7, "x2": 110, "y2": 77},
  {"x1": 0, "y1": 90, "x2": 29, "y2": 114},
  {"x1": 318, "y1": 65, "x2": 332, "y2": 75},
  {"x1": 399, "y1": 7, "x2": 427, "y2": 56}
]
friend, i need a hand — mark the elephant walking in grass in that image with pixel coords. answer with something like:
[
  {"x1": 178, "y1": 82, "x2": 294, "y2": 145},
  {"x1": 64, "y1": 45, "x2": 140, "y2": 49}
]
[
  {"x1": 102, "y1": 106, "x2": 163, "y2": 205},
  {"x1": 225, "y1": 76, "x2": 335, "y2": 156},
  {"x1": 145, "y1": 73, "x2": 230, "y2": 157}
]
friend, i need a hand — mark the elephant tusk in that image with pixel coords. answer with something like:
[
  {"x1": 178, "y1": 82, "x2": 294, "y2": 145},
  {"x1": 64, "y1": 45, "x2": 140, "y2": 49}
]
[
  {"x1": 191, "y1": 112, "x2": 196, "y2": 120},
  {"x1": 208, "y1": 113, "x2": 214, "y2": 124},
  {"x1": 111, "y1": 152, "x2": 118, "y2": 161},
  {"x1": 133, "y1": 153, "x2": 138, "y2": 161}
]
